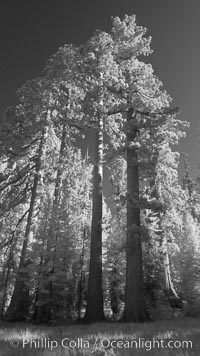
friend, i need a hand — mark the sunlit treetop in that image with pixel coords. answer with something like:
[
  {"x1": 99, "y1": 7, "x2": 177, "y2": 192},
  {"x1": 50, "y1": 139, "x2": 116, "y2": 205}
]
[{"x1": 111, "y1": 15, "x2": 152, "y2": 59}]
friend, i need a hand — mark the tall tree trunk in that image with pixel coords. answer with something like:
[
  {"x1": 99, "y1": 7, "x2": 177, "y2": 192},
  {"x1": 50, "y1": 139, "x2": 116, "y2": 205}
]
[
  {"x1": 5, "y1": 131, "x2": 45, "y2": 321},
  {"x1": 33, "y1": 223, "x2": 47, "y2": 323},
  {"x1": 77, "y1": 226, "x2": 86, "y2": 321},
  {"x1": 162, "y1": 234, "x2": 183, "y2": 308},
  {"x1": 39, "y1": 123, "x2": 67, "y2": 322},
  {"x1": 122, "y1": 109, "x2": 146, "y2": 322},
  {"x1": 110, "y1": 259, "x2": 121, "y2": 318},
  {"x1": 49, "y1": 123, "x2": 67, "y2": 234},
  {"x1": 83, "y1": 117, "x2": 105, "y2": 322},
  {"x1": 1, "y1": 236, "x2": 14, "y2": 318},
  {"x1": 1, "y1": 210, "x2": 29, "y2": 318}
]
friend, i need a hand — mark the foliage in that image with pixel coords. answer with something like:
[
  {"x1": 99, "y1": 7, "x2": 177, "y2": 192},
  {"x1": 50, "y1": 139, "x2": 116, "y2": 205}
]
[{"x1": 0, "y1": 13, "x2": 199, "y2": 326}]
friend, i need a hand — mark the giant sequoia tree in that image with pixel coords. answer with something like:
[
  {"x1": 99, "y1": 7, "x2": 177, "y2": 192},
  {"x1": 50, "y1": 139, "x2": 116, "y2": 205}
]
[
  {"x1": 107, "y1": 15, "x2": 188, "y2": 321},
  {"x1": 0, "y1": 13, "x2": 193, "y2": 324}
]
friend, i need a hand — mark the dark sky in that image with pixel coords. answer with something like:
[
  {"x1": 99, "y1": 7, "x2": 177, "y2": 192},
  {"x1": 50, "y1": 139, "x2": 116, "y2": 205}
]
[{"x1": 1, "y1": 0, "x2": 200, "y2": 178}]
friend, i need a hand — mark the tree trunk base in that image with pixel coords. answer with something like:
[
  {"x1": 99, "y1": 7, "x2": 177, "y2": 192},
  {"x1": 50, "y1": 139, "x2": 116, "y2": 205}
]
[
  {"x1": 82, "y1": 310, "x2": 105, "y2": 324},
  {"x1": 121, "y1": 308, "x2": 149, "y2": 323}
]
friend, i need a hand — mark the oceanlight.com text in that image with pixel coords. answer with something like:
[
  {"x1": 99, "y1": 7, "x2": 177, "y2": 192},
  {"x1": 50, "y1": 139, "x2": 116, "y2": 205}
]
[{"x1": 9, "y1": 337, "x2": 193, "y2": 351}]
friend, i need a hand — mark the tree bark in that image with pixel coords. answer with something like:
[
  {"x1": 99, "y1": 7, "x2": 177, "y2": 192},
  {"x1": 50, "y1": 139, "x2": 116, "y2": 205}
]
[
  {"x1": 1, "y1": 234, "x2": 15, "y2": 318},
  {"x1": 162, "y1": 235, "x2": 183, "y2": 308},
  {"x1": 83, "y1": 118, "x2": 105, "y2": 322},
  {"x1": 122, "y1": 109, "x2": 146, "y2": 322},
  {"x1": 77, "y1": 226, "x2": 86, "y2": 321},
  {"x1": 5, "y1": 131, "x2": 45, "y2": 321}
]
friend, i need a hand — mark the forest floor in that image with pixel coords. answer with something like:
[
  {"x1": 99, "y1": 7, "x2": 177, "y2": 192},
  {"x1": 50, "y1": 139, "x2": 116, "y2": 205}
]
[{"x1": 0, "y1": 318, "x2": 199, "y2": 356}]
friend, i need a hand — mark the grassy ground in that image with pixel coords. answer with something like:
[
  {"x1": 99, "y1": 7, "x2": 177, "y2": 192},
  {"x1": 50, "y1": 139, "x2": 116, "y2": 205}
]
[{"x1": 0, "y1": 318, "x2": 199, "y2": 356}]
